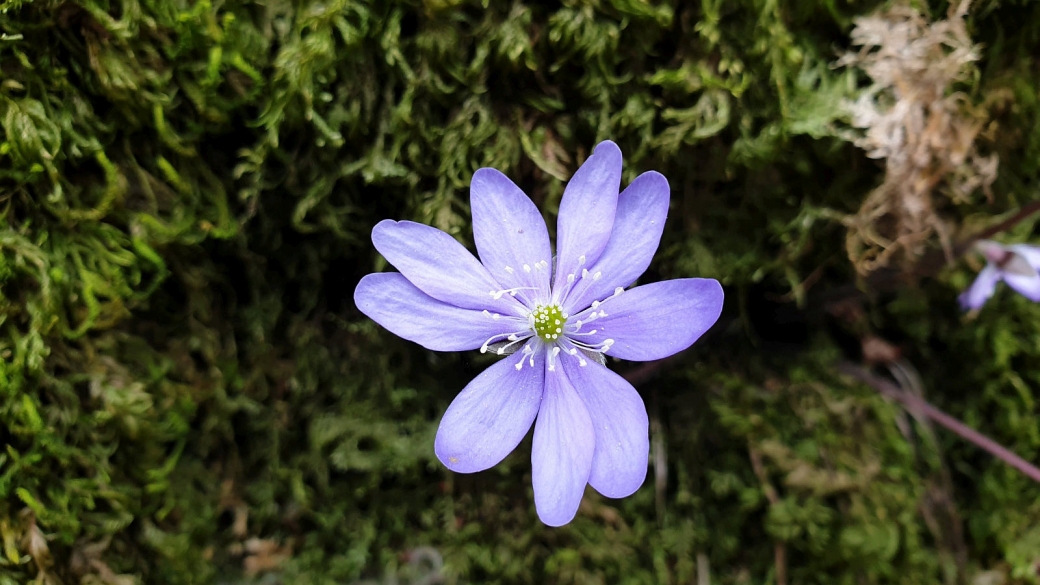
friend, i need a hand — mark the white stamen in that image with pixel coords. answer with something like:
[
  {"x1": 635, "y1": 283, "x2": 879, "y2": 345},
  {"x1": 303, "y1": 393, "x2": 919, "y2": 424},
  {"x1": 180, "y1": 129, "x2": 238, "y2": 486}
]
[
  {"x1": 547, "y1": 346, "x2": 561, "y2": 371},
  {"x1": 523, "y1": 264, "x2": 531, "y2": 273},
  {"x1": 505, "y1": 266, "x2": 514, "y2": 274},
  {"x1": 578, "y1": 255, "x2": 586, "y2": 266},
  {"x1": 480, "y1": 332, "x2": 511, "y2": 353},
  {"x1": 563, "y1": 336, "x2": 615, "y2": 360},
  {"x1": 614, "y1": 287, "x2": 624, "y2": 296},
  {"x1": 567, "y1": 274, "x2": 575, "y2": 283},
  {"x1": 482, "y1": 330, "x2": 532, "y2": 355},
  {"x1": 489, "y1": 286, "x2": 537, "y2": 300},
  {"x1": 515, "y1": 344, "x2": 535, "y2": 370},
  {"x1": 581, "y1": 268, "x2": 589, "y2": 279},
  {"x1": 592, "y1": 271, "x2": 601, "y2": 281},
  {"x1": 495, "y1": 335, "x2": 528, "y2": 355}
]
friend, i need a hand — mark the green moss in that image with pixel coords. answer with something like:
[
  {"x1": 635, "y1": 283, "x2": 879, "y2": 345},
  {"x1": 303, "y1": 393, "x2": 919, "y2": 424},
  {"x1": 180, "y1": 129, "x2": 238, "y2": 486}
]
[{"x1": 3, "y1": 0, "x2": 1040, "y2": 582}]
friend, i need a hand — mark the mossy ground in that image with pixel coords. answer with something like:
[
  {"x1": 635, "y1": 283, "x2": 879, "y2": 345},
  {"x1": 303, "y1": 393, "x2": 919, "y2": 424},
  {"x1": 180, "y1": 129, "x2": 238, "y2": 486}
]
[{"x1": 2, "y1": 0, "x2": 1040, "y2": 583}]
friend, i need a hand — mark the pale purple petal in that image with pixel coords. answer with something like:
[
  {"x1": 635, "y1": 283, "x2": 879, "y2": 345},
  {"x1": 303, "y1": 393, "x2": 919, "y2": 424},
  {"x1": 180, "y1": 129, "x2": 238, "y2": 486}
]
[
  {"x1": 561, "y1": 171, "x2": 670, "y2": 313},
  {"x1": 552, "y1": 141, "x2": 622, "y2": 298},
  {"x1": 959, "y1": 264, "x2": 1001, "y2": 310},
  {"x1": 975, "y1": 240, "x2": 1007, "y2": 265},
  {"x1": 355, "y1": 273, "x2": 520, "y2": 351},
  {"x1": 372, "y1": 220, "x2": 526, "y2": 315},
  {"x1": 470, "y1": 168, "x2": 553, "y2": 304},
  {"x1": 532, "y1": 364, "x2": 594, "y2": 527},
  {"x1": 434, "y1": 349, "x2": 544, "y2": 473},
  {"x1": 562, "y1": 358, "x2": 648, "y2": 499},
  {"x1": 1005, "y1": 272, "x2": 1040, "y2": 302},
  {"x1": 1008, "y1": 244, "x2": 1040, "y2": 270},
  {"x1": 1001, "y1": 253, "x2": 1036, "y2": 278},
  {"x1": 578, "y1": 278, "x2": 724, "y2": 361}
]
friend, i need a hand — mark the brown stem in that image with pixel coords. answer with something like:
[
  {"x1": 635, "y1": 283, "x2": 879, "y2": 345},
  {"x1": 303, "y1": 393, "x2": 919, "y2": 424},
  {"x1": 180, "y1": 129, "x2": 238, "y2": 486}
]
[
  {"x1": 838, "y1": 362, "x2": 1040, "y2": 484},
  {"x1": 958, "y1": 198, "x2": 1040, "y2": 254}
]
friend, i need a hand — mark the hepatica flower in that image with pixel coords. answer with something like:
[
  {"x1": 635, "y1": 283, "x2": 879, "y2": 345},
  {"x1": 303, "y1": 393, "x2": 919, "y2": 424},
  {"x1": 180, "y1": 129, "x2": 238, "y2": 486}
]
[
  {"x1": 960, "y1": 240, "x2": 1040, "y2": 310},
  {"x1": 354, "y1": 141, "x2": 724, "y2": 526}
]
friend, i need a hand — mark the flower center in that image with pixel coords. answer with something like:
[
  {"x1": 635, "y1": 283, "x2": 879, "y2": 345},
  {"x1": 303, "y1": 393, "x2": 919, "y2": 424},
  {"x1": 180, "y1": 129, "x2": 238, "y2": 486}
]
[{"x1": 531, "y1": 305, "x2": 566, "y2": 342}]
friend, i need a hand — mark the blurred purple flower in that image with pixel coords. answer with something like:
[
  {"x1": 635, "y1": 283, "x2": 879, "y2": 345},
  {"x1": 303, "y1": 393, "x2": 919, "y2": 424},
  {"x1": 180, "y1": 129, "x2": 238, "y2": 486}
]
[
  {"x1": 354, "y1": 141, "x2": 724, "y2": 526},
  {"x1": 960, "y1": 240, "x2": 1040, "y2": 310}
]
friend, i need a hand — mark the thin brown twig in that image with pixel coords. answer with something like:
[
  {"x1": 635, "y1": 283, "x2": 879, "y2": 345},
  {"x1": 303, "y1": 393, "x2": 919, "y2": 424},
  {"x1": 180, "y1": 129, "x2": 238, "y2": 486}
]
[
  {"x1": 957, "y1": 198, "x2": 1040, "y2": 255},
  {"x1": 838, "y1": 362, "x2": 1040, "y2": 484}
]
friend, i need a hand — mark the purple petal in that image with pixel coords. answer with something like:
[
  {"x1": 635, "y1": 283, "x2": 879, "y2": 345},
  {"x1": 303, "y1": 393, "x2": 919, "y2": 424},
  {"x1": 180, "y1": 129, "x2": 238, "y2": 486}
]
[
  {"x1": 1008, "y1": 244, "x2": 1040, "y2": 269},
  {"x1": 959, "y1": 264, "x2": 1001, "y2": 310},
  {"x1": 355, "y1": 273, "x2": 521, "y2": 351},
  {"x1": 975, "y1": 240, "x2": 1008, "y2": 265},
  {"x1": 561, "y1": 171, "x2": 670, "y2": 313},
  {"x1": 434, "y1": 348, "x2": 544, "y2": 473},
  {"x1": 578, "y1": 278, "x2": 724, "y2": 361},
  {"x1": 532, "y1": 364, "x2": 594, "y2": 526},
  {"x1": 372, "y1": 220, "x2": 527, "y2": 315},
  {"x1": 552, "y1": 141, "x2": 622, "y2": 299},
  {"x1": 562, "y1": 358, "x2": 648, "y2": 499},
  {"x1": 1005, "y1": 272, "x2": 1040, "y2": 302},
  {"x1": 470, "y1": 168, "x2": 553, "y2": 304}
]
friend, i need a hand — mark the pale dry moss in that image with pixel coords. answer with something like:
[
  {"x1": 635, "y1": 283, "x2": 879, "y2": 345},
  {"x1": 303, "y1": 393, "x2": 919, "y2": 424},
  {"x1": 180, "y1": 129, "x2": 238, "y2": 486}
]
[{"x1": 838, "y1": 0, "x2": 998, "y2": 273}]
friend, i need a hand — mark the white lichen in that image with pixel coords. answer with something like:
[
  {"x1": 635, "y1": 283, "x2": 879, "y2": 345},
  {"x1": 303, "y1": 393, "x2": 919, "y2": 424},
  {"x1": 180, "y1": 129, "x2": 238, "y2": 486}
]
[{"x1": 837, "y1": 0, "x2": 998, "y2": 273}]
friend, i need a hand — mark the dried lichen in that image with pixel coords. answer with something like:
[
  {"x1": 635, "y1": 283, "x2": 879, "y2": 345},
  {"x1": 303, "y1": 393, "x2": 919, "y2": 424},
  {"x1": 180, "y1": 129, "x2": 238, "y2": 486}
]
[{"x1": 838, "y1": 0, "x2": 999, "y2": 273}]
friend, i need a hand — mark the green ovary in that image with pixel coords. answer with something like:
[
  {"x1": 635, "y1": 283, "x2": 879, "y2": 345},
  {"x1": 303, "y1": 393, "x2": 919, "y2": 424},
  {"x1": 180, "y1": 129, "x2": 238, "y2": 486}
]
[{"x1": 532, "y1": 305, "x2": 566, "y2": 341}]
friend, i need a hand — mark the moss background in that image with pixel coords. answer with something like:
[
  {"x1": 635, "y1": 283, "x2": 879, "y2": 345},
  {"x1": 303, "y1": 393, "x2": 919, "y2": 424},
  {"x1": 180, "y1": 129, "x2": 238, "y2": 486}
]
[{"x1": 3, "y1": 0, "x2": 1040, "y2": 582}]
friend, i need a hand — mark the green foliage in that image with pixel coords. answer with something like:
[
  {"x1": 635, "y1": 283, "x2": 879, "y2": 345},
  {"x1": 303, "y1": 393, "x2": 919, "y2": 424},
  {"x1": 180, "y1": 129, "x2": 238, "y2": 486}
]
[{"x1": 2, "y1": 0, "x2": 1040, "y2": 583}]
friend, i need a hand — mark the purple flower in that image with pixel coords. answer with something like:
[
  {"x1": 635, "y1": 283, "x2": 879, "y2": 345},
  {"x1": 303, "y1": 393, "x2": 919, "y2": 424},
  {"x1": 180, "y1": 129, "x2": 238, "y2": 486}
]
[
  {"x1": 354, "y1": 141, "x2": 724, "y2": 526},
  {"x1": 960, "y1": 240, "x2": 1040, "y2": 309}
]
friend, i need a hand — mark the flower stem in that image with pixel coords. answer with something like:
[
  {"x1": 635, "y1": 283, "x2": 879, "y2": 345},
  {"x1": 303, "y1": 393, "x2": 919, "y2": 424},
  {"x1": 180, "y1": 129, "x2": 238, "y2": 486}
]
[{"x1": 838, "y1": 362, "x2": 1040, "y2": 484}]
